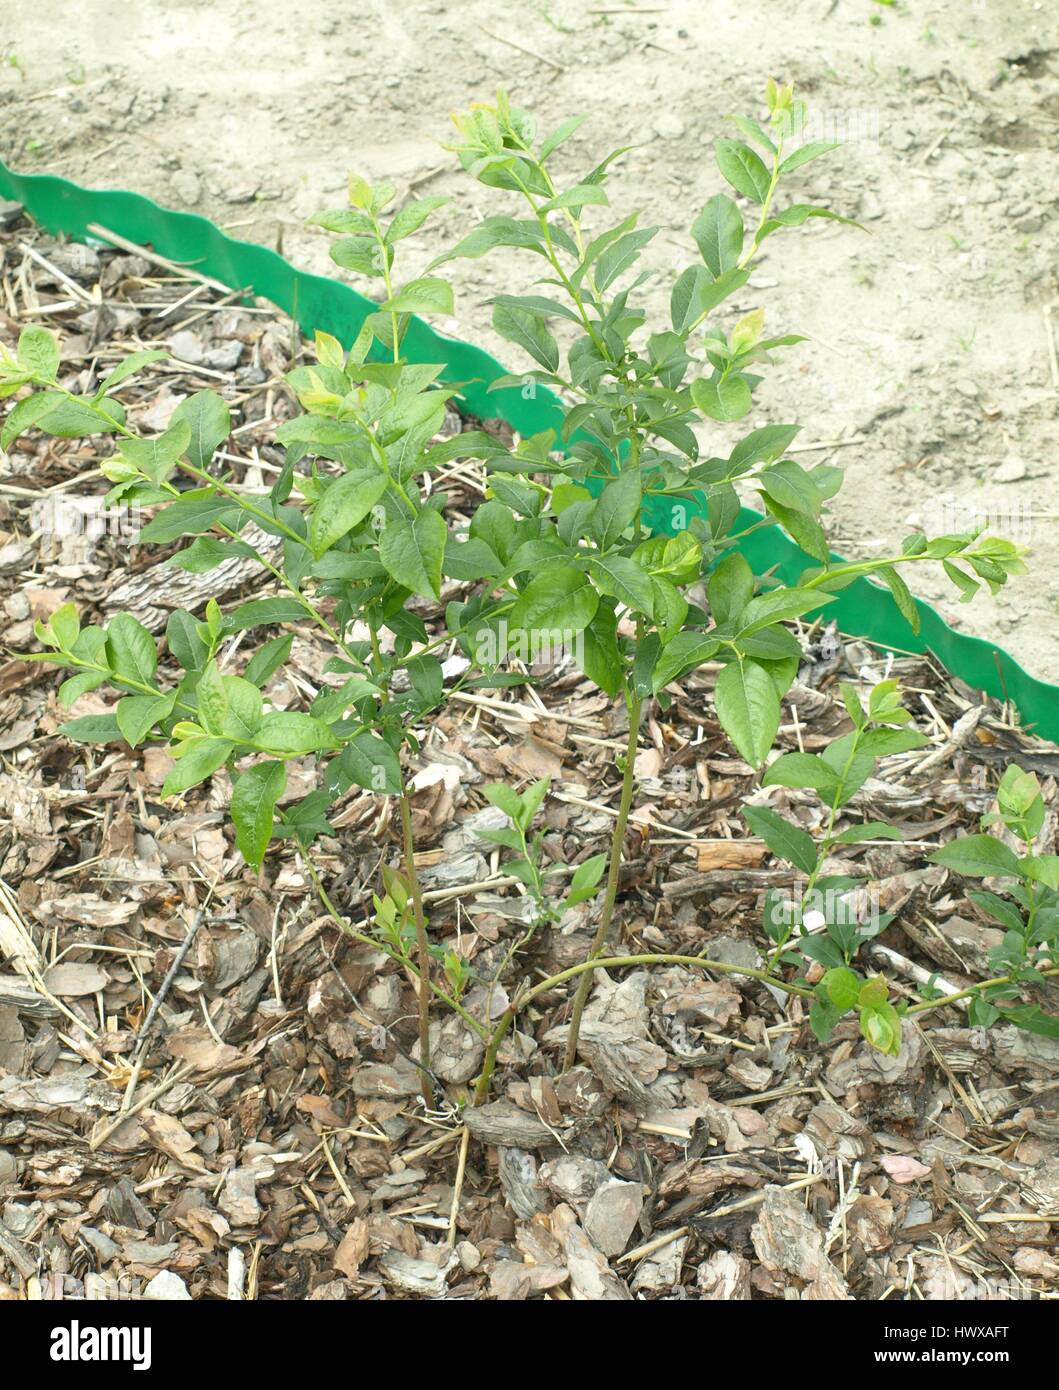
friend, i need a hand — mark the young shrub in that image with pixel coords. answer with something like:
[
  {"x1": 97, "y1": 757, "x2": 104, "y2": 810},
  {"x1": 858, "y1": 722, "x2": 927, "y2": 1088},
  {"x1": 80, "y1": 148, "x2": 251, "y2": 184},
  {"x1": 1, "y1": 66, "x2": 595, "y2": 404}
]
[{"x1": 5, "y1": 80, "x2": 1039, "y2": 1113}]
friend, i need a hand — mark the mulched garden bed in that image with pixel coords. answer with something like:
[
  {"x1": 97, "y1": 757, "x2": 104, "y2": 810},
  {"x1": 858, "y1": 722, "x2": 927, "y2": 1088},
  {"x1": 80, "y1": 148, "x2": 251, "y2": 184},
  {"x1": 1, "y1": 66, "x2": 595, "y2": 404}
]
[{"x1": 0, "y1": 213, "x2": 1057, "y2": 1302}]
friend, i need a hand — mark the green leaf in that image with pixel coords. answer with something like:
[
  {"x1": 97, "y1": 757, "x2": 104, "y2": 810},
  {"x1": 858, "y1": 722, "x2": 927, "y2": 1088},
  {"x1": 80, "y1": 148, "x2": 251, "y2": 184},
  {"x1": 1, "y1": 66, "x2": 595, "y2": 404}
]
[
  {"x1": 58, "y1": 670, "x2": 106, "y2": 707},
  {"x1": 1, "y1": 392, "x2": 55, "y2": 449},
  {"x1": 1000, "y1": 1005, "x2": 1059, "y2": 1040},
  {"x1": 821, "y1": 967, "x2": 861, "y2": 1011},
  {"x1": 172, "y1": 390, "x2": 231, "y2": 469},
  {"x1": 162, "y1": 737, "x2": 234, "y2": 797},
  {"x1": 591, "y1": 469, "x2": 642, "y2": 549},
  {"x1": 309, "y1": 470, "x2": 388, "y2": 557},
  {"x1": 809, "y1": 998, "x2": 845, "y2": 1044},
  {"x1": 860, "y1": 1001, "x2": 902, "y2": 1057},
  {"x1": 691, "y1": 194, "x2": 745, "y2": 277},
  {"x1": 59, "y1": 713, "x2": 122, "y2": 745},
  {"x1": 692, "y1": 374, "x2": 752, "y2": 422},
  {"x1": 581, "y1": 605, "x2": 623, "y2": 698},
  {"x1": 255, "y1": 712, "x2": 342, "y2": 757},
  {"x1": 106, "y1": 613, "x2": 158, "y2": 687},
  {"x1": 195, "y1": 660, "x2": 229, "y2": 735},
  {"x1": 728, "y1": 424, "x2": 800, "y2": 475},
  {"x1": 97, "y1": 349, "x2": 168, "y2": 393},
  {"x1": 385, "y1": 196, "x2": 448, "y2": 243},
  {"x1": 742, "y1": 803, "x2": 817, "y2": 875},
  {"x1": 779, "y1": 140, "x2": 839, "y2": 175},
  {"x1": 833, "y1": 822, "x2": 904, "y2": 845},
  {"x1": 715, "y1": 140, "x2": 772, "y2": 203},
  {"x1": 331, "y1": 731, "x2": 401, "y2": 795},
  {"x1": 167, "y1": 536, "x2": 257, "y2": 573},
  {"x1": 928, "y1": 835, "x2": 1022, "y2": 879},
  {"x1": 406, "y1": 653, "x2": 444, "y2": 709},
  {"x1": 138, "y1": 489, "x2": 241, "y2": 543},
  {"x1": 565, "y1": 853, "x2": 607, "y2": 908},
  {"x1": 855, "y1": 728, "x2": 930, "y2": 757},
  {"x1": 379, "y1": 509, "x2": 447, "y2": 600},
  {"x1": 166, "y1": 610, "x2": 209, "y2": 673},
  {"x1": 715, "y1": 660, "x2": 781, "y2": 769},
  {"x1": 651, "y1": 632, "x2": 721, "y2": 694},
  {"x1": 708, "y1": 552, "x2": 754, "y2": 627},
  {"x1": 227, "y1": 597, "x2": 308, "y2": 631},
  {"x1": 384, "y1": 277, "x2": 454, "y2": 315},
  {"x1": 492, "y1": 301, "x2": 559, "y2": 373},
  {"x1": 34, "y1": 391, "x2": 123, "y2": 438},
  {"x1": 18, "y1": 325, "x2": 60, "y2": 381},
  {"x1": 763, "y1": 752, "x2": 841, "y2": 797},
  {"x1": 509, "y1": 566, "x2": 599, "y2": 637},
  {"x1": 588, "y1": 555, "x2": 655, "y2": 618},
  {"x1": 245, "y1": 634, "x2": 294, "y2": 688},
  {"x1": 738, "y1": 586, "x2": 836, "y2": 635},
  {"x1": 116, "y1": 693, "x2": 175, "y2": 748},
  {"x1": 594, "y1": 227, "x2": 658, "y2": 291},
  {"x1": 231, "y1": 760, "x2": 286, "y2": 869}
]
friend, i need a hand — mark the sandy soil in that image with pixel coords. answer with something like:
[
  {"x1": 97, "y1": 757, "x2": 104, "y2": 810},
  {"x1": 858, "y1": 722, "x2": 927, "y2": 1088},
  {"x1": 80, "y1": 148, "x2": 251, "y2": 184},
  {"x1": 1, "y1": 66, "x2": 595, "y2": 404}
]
[{"x1": 1, "y1": 0, "x2": 1057, "y2": 682}]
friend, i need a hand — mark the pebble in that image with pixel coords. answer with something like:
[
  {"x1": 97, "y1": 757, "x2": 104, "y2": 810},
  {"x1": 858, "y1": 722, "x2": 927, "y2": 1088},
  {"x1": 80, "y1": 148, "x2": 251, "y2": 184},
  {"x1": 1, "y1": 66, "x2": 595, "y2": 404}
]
[
  {"x1": 653, "y1": 112, "x2": 686, "y2": 141},
  {"x1": 993, "y1": 456, "x2": 1026, "y2": 484},
  {"x1": 170, "y1": 169, "x2": 201, "y2": 206},
  {"x1": 143, "y1": 1270, "x2": 191, "y2": 1301}
]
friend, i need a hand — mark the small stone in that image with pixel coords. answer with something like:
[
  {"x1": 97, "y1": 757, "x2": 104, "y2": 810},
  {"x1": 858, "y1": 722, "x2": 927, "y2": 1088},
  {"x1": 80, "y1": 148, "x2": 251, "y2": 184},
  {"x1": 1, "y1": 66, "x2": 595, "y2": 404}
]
[
  {"x1": 143, "y1": 1270, "x2": 191, "y2": 1301},
  {"x1": 171, "y1": 168, "x2": 201, "y2": 205},
  {"x1": 0, "y1": 200, "x2": 23, "y2": 230},
  {"x1": 584, "y1": 1177, "x2": 644, "y2": 1257},
  {"x1": 456, "y1": 1241, "x2": 481, "y2": 1272},
  {"x1": 901, "y1": 1198, "x2": 933, "y2": 1229},
  {"x1": 993, "y1": 456, "x2": 1026, "y2": 484},
  {"x1": 653, "y1": 112, "x2": 686, "y2": 140}
]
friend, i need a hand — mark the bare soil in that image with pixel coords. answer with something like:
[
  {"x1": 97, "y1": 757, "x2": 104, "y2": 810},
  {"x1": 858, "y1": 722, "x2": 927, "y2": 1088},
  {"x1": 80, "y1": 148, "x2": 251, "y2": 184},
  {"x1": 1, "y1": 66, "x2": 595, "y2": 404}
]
[{"x1": 1, "y1": 0, "x2": 1057, "y2": 679}]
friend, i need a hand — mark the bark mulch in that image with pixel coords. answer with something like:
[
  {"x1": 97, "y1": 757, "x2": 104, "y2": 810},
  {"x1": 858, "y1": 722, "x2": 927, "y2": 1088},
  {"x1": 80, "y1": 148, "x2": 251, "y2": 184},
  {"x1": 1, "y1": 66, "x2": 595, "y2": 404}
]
[{"x1": 0, "y1": 214, "x2": 1057, "y2": 1302}]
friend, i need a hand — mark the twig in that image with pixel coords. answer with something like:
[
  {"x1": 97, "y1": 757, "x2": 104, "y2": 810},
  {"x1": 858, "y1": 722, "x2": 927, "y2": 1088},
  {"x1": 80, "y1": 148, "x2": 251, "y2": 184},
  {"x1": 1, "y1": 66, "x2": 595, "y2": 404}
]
[
  {"x1": 446, "y1": 1126, "x2": 471, "y2": 1246},
  {"x1": 479, "y1": 25, "x2": 565, "y2": 72},
  {"x1": 86, "y1": 222, "x2": 234, "y2": 295}
]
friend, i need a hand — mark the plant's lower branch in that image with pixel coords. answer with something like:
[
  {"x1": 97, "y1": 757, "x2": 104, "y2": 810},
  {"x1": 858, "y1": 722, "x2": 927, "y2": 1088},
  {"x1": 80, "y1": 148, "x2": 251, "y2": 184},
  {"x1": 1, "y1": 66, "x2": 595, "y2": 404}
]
[
  {"x1": 905, "y1": 964, "x2": 1059, "y2": 1017},
  {"x1": 562, "y1": 688, "x2": 641, "y2": 1072}
]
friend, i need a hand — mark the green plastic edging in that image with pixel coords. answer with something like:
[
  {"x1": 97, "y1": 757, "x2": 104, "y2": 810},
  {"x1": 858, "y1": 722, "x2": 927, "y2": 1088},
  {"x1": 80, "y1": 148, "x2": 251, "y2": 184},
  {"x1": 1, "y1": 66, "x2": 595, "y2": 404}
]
[{"x1": 1, "y1": 161, "x2": 1056, "y2": 744}]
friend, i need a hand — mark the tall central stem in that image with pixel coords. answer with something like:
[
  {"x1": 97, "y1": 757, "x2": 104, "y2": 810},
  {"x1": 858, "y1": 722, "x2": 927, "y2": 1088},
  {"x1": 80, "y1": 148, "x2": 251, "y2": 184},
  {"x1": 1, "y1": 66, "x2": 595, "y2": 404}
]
[
  {"x1": 399, "y1": 789, "x2": 433, "y2": 1108},
  {"x1": 562, "y1": 687, "x2": 644, "y2": 1070}
]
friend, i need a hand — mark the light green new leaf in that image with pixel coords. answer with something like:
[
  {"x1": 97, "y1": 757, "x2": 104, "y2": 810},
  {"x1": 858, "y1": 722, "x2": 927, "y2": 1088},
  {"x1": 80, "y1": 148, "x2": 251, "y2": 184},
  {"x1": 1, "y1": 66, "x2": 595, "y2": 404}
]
[
  {"x1": 692, "y1": 374, "x2": 752, "y2": 422},
  {"x1": 162, "y1": 738, "x2": 234, "y2": 797}
]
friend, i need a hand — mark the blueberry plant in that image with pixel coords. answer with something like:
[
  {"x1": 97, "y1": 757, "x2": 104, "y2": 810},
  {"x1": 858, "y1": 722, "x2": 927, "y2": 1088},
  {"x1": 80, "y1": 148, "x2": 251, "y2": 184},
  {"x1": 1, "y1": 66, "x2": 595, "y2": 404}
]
[{"x1": 4, "y1": 81, "x2": 1052, "y2": 1115}]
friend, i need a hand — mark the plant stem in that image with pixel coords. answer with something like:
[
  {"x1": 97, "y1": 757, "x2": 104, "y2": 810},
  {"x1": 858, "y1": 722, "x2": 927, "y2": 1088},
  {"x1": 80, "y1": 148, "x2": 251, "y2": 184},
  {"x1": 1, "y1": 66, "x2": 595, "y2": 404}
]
[
  {"x1": 399, "y1": 787, "x2": 433, "y2": 1107},
  {"x1": 562, "y1": 687, "x2": 643, "y2": 1070},
  {"x1": 473, "y1": 1007, "x2": 514, "y2": 1106},
  {"x1": 301, "y1": 847, "x2": 490, "y2": 1042},
  {"x1": 904, "y1": 965, "x2": 1059, "y2": 1017}
]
